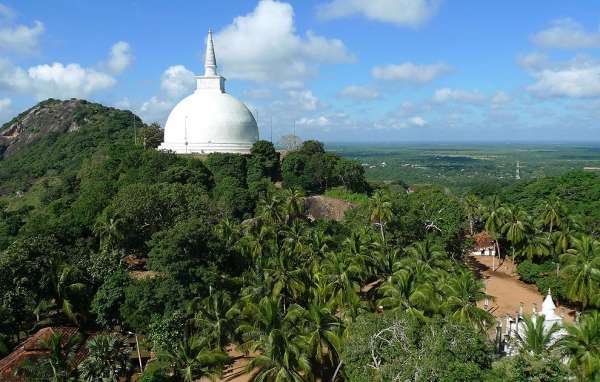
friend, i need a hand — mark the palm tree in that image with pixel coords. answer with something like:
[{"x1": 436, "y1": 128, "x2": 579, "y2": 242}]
[
  {"x1": 263, "y1": 249, "x2": 306, "y2": 310},
  {"x1": 463, "y1": 194, "x2": 482, "y2": 236},
  {"x1": 93, "y1": 216, "x2": 123, "y2": 251},
  {"x1": 160, "y1": 334, "x2": 230, "y2": 382},
  {"x1": 16, "y1": 331, "x2": 82, "y2": 382},
  {"x1": 501, "y1": 206, "x2": 529, "y2": 269},
  {"x1": 561, "y1": 311, "x2": 600, "y2": 381},
  {"x1": 441, "y1": 270, "x2": 494, "y2": 332},
  {"x1": 238, "y1": 297, "x2": 312, "y2": 380},
  {"x1": 369, "y1": 190, "x2": 393, "y2": 244},
  {"x1": 188, "y1": 290, "x2": 238, "y2": 350},
  {"x1": 378, "y1": 269, "x2": 433, "y2": 320},
  {"x1": 214, "y1": 218, "x2": 240, "y2": 250},
  {"x1": 256, "y1": 192, "x2": 284, "y2": 225},
  {"x1": 560, "y1": 235, "x2": 600, "y2": 309},
  {"x1": 552, "y1": 222, "x2": 577, "y2": 257},
  {"x1": 78, "y1": 334, "x2": 130, "y2": 382},
  {"x1": 519, "y1": 231, "x2": 551, "y2": 261},
  {"x1": 513, "y1": 314, "x2": 562, "y2": 356},
  {"x1": 288, "y1": 301, "x2": 342, "y2": 377},
  {"x1": 484, "y1": 196, "x2": 504, "y2": 258},
  {"x1": 283, "y1": 188, "x2": 305, "y2": 224},
  {"x1": 246, "y1": 327, "x2": 311, "y2": 382},
  {"x1": 541, "y1": 197, "x2": 564, "y2": 235},
  {"x1": 405, "y1": 238, "x2": 448, "y2": 270}
]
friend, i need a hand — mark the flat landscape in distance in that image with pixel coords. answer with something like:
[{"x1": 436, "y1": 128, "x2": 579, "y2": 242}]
[{"x1": 330, "y1": 143, "x2": 600, "y2": 191}]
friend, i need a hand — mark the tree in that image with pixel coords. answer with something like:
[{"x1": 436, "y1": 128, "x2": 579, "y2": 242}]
[
  {"x1": 91, "y1": 269, "x2": 131, "y2": 328},
  {"x1": 378, "y1": 269, "x2": 432, "y2": 320},
  {"x1": 188, "y1": 290, "x2": 238, "y2": 351},
  {"x1": 16, "y1": 331, "x2": 82, "y2": 382},
  {"x1": 540, "y1": 197, "x2": 564, "y2": 235},
  {"x1": 501, "y1": 206, "x2": 529, "y2": 268},
  {"x1": 205, "y1": 152, "x2": 247, "y2": 184},
  {"x1": 142, "y1": 122, "x2": 164, "y2": 149},
  {"x1": 78, "y1": 334, "x2": 130, "y2": 381},
  {"x1": 334, "y1": 158, "x2": 367, "y2": 193},
  {"x1": 463, "y1": 194, "x2": 482, "y2": 236},
  {"x1": 299, "y1": 140, "x2": 325, "y2": 156},
  {"x1": 484, "y1": 196, "x2": 504, "y2": 258},
  {"x1": 159, "y1": 334, "x2": 230, "y2": 382},
  {"x1": 250, "y1": 140, "x2": 281, "y2": 181},
  {"x1": 441, "y1": 270, "x2": 494, "y2": 332},
  {"x1": 561, "y1": 311, "x2": 600, "y2": 381},
  {"x1": 513, "y1": 314, "x2": 562, "y2": 356},
  {"x1": 282, "y1": 188, "x2": 305, "y2": 224},
  {"x1": 369, "y1": 190, "x2": 392, "y2": 244},
  {"x1": 560, "y1": 235, "x2": 600, "y2": 309}
]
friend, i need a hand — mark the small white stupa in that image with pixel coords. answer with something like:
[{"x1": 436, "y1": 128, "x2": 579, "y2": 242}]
[{"x1": 158, "y1": 30, "x2": 259, "y2": 154}]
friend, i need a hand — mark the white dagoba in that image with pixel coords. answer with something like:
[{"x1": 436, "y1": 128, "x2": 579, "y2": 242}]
[{"x1": 158, "y1": 30, "x2": 258, "y2": 154}]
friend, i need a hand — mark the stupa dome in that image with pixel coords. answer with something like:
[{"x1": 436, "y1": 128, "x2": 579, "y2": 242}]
[{"x1": 159, "y1": 30, "x2": 258, "y2": 154}]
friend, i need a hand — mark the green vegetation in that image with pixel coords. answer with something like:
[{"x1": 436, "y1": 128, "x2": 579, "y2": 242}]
[{"x1": 0, "y1": 100, "x2": 599, "y2": 381}]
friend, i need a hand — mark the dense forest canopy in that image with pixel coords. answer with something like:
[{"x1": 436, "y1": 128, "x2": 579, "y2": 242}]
[{"x1": 0, "y1": 99, "x2": 598, "y2": 381}]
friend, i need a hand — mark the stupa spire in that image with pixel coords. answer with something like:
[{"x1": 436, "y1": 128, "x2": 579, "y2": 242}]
[{"x1": 204, "y1": 29, "x2": 218, "y2": 77}]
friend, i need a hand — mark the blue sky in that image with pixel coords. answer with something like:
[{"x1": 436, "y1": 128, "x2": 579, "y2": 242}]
[{"x1": 1, "y1": 0, "x2": 600, "y2": 142}]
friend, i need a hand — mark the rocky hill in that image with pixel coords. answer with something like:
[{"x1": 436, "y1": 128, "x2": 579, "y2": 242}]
[
  {"x1": 0, "y1": 98, "x2": 144, "y2": 195},
  {"x1": 0, "y1": 99, "x2": 141, "y2": 158}
]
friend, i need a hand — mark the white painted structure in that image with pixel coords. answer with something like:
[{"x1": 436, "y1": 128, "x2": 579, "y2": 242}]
[
  {"x1": 503, "y1": 289, "x2": 567, "y2": 356},
  {"x1": 159, "y1": 30, "x2": 259, "y2": 154}
]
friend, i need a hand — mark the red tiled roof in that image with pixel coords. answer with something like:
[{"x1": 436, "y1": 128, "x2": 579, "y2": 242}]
[
  {"x1": 473, "y1": 231, "x2": 494, "y2": 248},
  {"x1": 0, "y1": 327, "x2": 91, "y2": 382}
]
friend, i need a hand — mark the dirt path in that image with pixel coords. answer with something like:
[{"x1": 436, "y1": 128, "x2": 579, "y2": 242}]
[{"x1": 467, "y1": 255, "x2": 575, "y2": 322}]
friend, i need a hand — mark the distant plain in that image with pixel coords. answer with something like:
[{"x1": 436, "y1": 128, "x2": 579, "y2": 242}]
[{"x1": 330, "y1": 143, "x2": 600, "y2": 191}]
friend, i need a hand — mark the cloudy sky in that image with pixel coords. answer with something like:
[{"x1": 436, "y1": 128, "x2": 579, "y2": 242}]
[{"x1": 1, "y1": 0, "x2": 600, "y2": 142}]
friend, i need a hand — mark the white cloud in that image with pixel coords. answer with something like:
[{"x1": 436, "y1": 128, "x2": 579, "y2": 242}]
[
  {"x1": 160, "y1": 65, "x2": 195, "y2": 98},
  {"x1": 244, "y1": 88, "x2": 272, "y2": 99},
  {"x1": 139, "y1": 96, "x2": 174, "y2": 122},
  {"x1": 337, "y1": 85, "x2": 380, "y2": 99},
  {"x1": 0, "y1": 97, "x2": 10, "y2": 110},
  {"x1": 0, "y1": 41, "x2": 131, "y2": 100},
  {"x1": 409, "y1": 115, "x2": 427, "y2": 126},
  {"x1": 527, "y1": 61, "x2": 600, "y2": 98},
  {"x1": 433, "y1": 88, "x2": 484, "y2": 103},
  {"x1": 532, "y1": 18, "x2": 600, "y2": 49},
  {"x1": 26, "y1": 63, "x2": 115, "y2": 100},
  {"x1": 106, "y1": 41, "x2": 133, "y2": 74},
  {"x1": 0, "y1": 4, "x2": 44, "y2": 55},
  {"x1": 214, "y1": 0, "x2": 353, "y2": 82},
  {"x1": 287, "y1": 89, "x2": 323, "y2": 111},
  {"x1": 114, "y1": 98, "x2": 131, "y2": 109},
  {"x1": 297, "y1": 115, "x2": 330, "y2": 127},
  {"x1": 518, "y1": 52, "x2": 548, "y2": 71},
  {"x1": 372, "y1": 62, "x2": 451, "y2": 83},
  {"x1": 317, "y1": 0, "x2": 440, "y2": 27},
  {"x1": 491, "y1": 91, "x2": 510, "y2": 108}
]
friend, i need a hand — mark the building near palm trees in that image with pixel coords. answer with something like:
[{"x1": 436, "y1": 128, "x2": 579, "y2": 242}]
[
  {"x1": 158, "y1": 30, "x2": 259, "y2": 154},
  {"x1": 501, "y1": 289, "x2": 567, "y2": 355}
]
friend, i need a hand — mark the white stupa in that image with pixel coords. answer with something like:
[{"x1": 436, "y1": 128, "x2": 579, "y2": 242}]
[{"x1": 158, "y1": 30, "x2": 259, "y2": 154}]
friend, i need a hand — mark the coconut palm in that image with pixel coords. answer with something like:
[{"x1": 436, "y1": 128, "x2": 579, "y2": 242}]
[
  {"x1": 463, "y1": 194, "x2": 482, "y2": 236},
  {"x1": 513, "y1": 314, "x2": 562, "y2": 356},
  {"x1": 501, "y1": 206, "x2": 529, "y2": 268},
  {"x1": 263, "y1": 249, "x2": 306, "y2": 310},
  {"x1": 16, "y1": 331, "x2": 82, "y2": 382},
  {"x1": 560, "y1": 235, "x2": 600, "y2": 309},
  {"x1": 378, "y1": 269, "x2": 433, "y2": 320},
  {"x1": 519, "y1": 231, "x2": 551, "y2": 261},
  {"x1": 369, "y1": 190, "x2": 393, "y2": 244},
  {"x1": 283, "y1": 188, "x2": 305, "y2": 224},
  {"x1": 540, "y1": 197, "x2": 564, "y2": 235},
  {"x1": 188, "y1": 290, "x2": 239, "y2": 350},
  {"x1": 405, "y1": 238, "x2": 449, "y2": 270},
  {"x1": 78, "y1": 334, "x2": 130, "y2": 382},
  {"x1": 257, "y1": 191, "x2": 284, "y2": 225},
  {"x1": 484, "y1": 196, "x2": 504, "y2": 258},
  {"x1": 288, "y1": 301, "x2": 342, "y2": 376},
  {"x1": 246, "y1": 326, "x2": 311, "y2": 382},
  {"x1": 160, "y1": 334, "x2": 229, "y2": 382},
  {"x1": 552, "y1": 222, "x2": 577, "y2": 257},
  {"x1": 93, "y1": 216, "x2": 123, "y2": 251},
  {"x1": 441, "y1": 270, "x2": 494, "y2": 332},
  {"x1": 561, "y1": 311, "x2": 600, "y2": 381}
]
